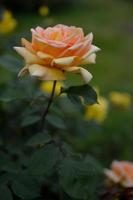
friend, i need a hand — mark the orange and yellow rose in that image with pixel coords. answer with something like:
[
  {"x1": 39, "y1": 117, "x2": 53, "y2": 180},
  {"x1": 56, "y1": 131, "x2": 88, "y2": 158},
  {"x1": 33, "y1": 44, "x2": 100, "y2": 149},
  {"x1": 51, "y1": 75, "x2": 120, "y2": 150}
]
[
  {"x1": 104, "y1": 160, "x2": 133, "y2": 188},
  {"x1": 14, "y1": 24, "x2": 100, "y2": 83}
]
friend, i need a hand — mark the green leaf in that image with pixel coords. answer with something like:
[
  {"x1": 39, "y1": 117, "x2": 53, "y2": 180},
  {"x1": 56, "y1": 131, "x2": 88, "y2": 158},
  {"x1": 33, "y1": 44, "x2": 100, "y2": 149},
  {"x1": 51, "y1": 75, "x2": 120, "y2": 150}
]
[
  {"x1": 0, "y1": 174, "x2": 11, "y2": 186},
  {"x1": 67, "y1": 94, "x2": 82, "y2": 107},
  {"x1": 58, "y1": 155, "x2": 102, "y2": 199},
  {"x1": 27, "y1": 132, "x2": 52, "y2": 146},
  {"x1": 11, "y1": 172, "x2": 40, "y2": 199},
  {"x1": 0, "y1": 78, "x2": 45, "y2": 103},
  {"x1": 0, "y1": 152, "x2": 10, "y2": 167},
  {"x1": 21, "y1": 115, "x2": 41, "y2": 127},
  {"x1": 46, "y1": 114, "x2": 66, "y2": 129},
  {"x1": 0, "y1": 186, "x2": 13, "y2": 200},
  {"x1": 62, "y1": 84, "x2": 98, "y2": 105},
  {"x1": 0, "y1": 90, "x2": 23, "y2": 103},
  {"x1": 0, "y1": 152, "x2": 13, "y2": 171},
  {"x1": 28, "y1": 144, "x2": 61, "y2": 176}
]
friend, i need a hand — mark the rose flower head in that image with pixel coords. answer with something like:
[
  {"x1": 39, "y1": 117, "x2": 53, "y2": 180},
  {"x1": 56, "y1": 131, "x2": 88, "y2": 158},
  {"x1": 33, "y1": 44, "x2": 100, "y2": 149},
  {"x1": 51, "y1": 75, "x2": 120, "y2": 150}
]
[
  {"x1": 14, "y1": 24, "x2": 100, "y2": 83},
  {"x1": 104, "y1": 160, "x2": 133, "y2": 188}
]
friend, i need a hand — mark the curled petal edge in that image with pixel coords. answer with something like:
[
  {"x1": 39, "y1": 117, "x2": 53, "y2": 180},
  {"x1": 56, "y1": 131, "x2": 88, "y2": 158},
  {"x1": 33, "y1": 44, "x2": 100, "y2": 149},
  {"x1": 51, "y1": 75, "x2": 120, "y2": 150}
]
[{"x1": 63, "y1": 66, "x2": 93, "y2": 83}]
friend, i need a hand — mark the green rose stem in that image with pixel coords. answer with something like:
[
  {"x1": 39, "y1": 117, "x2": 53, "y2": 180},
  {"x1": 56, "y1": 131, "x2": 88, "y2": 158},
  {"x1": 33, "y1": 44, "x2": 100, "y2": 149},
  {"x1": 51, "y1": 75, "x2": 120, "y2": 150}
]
[
  {"x1": 41, "y1": 80, "x2": 57, "y2": 130},
  {"x1": 40, "y1": 80, "x2": 66, "y2": 157}
]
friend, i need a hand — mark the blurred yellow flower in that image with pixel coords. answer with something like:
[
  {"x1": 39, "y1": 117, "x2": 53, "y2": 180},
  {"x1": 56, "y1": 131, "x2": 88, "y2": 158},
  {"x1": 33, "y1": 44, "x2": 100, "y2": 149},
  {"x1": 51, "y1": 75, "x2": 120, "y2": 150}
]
[
  {"x1": 109, "y1": 91, "x2": 132, "y2": 109},
  {"x1": 85, "y1": 96, "x2": 108, "y2": 124},
  {"x1": 39, "y1": 6, "x2": 49, "y2": 17},
  {"x1": 0, "y1": 10, "x2": 17, "y2": 34},
  {"x1": 40, "y1": 81, "x2": 63, "y2": 95}
]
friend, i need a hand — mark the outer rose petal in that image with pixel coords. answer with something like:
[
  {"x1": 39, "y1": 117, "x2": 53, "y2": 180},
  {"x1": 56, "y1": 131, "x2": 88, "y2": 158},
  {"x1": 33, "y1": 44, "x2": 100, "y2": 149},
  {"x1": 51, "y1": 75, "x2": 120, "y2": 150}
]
[
  {"x1": 18, "y1": 66, "x2": 29, "y2": 77},
  {"x1": 74, "y1": 33, "x2": 93, "y2": 57},
  {"x1": 87, "y1": 45, "x2": 100, "y2": 55},
  {"x1": 63, "y1": 66, "x2": 92, "y2": 83},
  {"x1": 85, "y1": 32, "x2": 93, "y2": 41},
  {"x1": 122, "y1": 179, "x2": 133, "y2": 188},
  {"x1": 81, "y1": 53, "x2": 96, "y2": 65},
  {"x1": 21, "y1": 38, "x2": 35, "y2": 54},
  {"x1": 53, "y1": 56, "x2": 79, "y2": 67},
  {"x1": 37, "y1": 51, "x2": 53, "y2": 64},
  {"x1": 14, "y1": 47, "x2": 44, "y2": 65},
  {"x1": 37, "y1": 51, "x2": 53, "y2": 60},
  {"x1": 28, "y1": 64, "x2": 65, "y2": 80},
  {"x1": 80, "y1": 67, "x2": 93, "y2": 83},
  {"x1": 104, "y1": 169, "x2": 120, "y2": 183}
]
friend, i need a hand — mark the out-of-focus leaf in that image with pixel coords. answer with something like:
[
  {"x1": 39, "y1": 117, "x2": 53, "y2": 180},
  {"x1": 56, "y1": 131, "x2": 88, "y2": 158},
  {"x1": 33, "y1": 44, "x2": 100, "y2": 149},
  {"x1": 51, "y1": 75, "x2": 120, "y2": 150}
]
[
  {"x1": 0, "y1": 174, "x2": 11, "y2": 186},
  {"x1": 0, "y1": 89, "x2": 24, "y2": 102},
  {"x1": 28, "y1": 144, "x2": 61, "y2": 176},
  {"x1": 0, "y1": 152, "x2": 12, "y2": 171},
  {"x1": 0, "y1": 186, "x2": 13, "y2": 200},
  {"x1": 0, "y1": 152, "x2": 10, "y2": 165},
  {"x1": 58, "y1": 155, "x2": 102, "y2": 199},
  {"x1": 21, "y1": 115, "x2": 41, "y2": 127},
  {"x1": 46, "y1": 114, "x2": 66, "y2": 129},
  {"x1": 0, "y1": 77, "x2": 46, "y2": 103},
  {"x1": 67, "y1": 94, "x2": 82, "y2": 106},
  {"x1": 11, "y1": 172, "x2": 40, "y2": 199},
  {"x1": 62, "y1": 84, "x2": 98, "y2": 105},
  {"x1": 27, "y1": 132, "x2": 52, "y2": 146},
  {"x1": 0, "y1": 152, "x2": 20, "y2": 173}
]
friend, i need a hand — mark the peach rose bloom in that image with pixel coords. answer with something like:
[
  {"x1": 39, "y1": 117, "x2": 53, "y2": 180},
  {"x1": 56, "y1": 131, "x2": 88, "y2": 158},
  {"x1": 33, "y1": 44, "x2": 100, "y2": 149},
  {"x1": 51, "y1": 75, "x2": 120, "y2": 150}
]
[
  {"x1": 14, "y1": 24, "x2": 100, "y2": 83},
  {"x1": 104, "y1": 160, "x2": 133, "y2": 187}
]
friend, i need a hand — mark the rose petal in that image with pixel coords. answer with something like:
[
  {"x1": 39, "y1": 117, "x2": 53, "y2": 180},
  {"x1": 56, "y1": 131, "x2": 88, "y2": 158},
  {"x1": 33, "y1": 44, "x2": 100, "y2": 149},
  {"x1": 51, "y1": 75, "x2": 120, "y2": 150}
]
[
  {"x1": 63, "y1": 66, "x2": 92, "y2": 83},
  {"x1": 37, "y1": 51, "x2": 53, "y2": 61},
  {"x1": 122, "y1": 179, "x2": 133, "y2": 188},
  {"x1": 81, "y1": 53, "x2": 96, "y2": 65},
  {"x1": 28, "y1": 64, "x2": 65, "y2": 80},
  {"x1": 18, "y1": 66, "x2": 29, "y2": 77},
  {"x1": 104, "y1": 169, "x2": 120, "y2": 183},
  {"x1": 58, "y1": 42, "x2": 83, "y2": 57},
  {"x1": 14, "y1": 47, "x2": 44, "y2": 65},
  {"x1": 32, "y1": 36, "x2": 67, "y2": 57},
  {"x1": 53, "y1": 56, "x2": 79, "y2": 67},
  {"x1": 21, "y1": 38, "x2": 35, "y2": 54},
  {"x1": 74, "y1": 36, "x2": 92, "y2": 57},
  {"x1": 80, "y1": 67, "x2": 93, "y2": 83},
  {"x1": 58, "y1": 33, "x2": 94, "y2": 58},
  {"x1": 85, "y1": 32, "x2": 93, "y2": 41},
  {"x1": 88, "y1": 45, "x2": 100, "y2": 55},
  {"x1": 36, "y1": 37, "x2": 66, "y2": 47}
]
